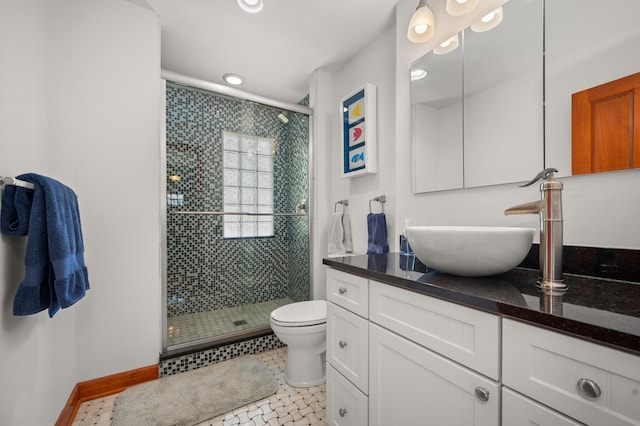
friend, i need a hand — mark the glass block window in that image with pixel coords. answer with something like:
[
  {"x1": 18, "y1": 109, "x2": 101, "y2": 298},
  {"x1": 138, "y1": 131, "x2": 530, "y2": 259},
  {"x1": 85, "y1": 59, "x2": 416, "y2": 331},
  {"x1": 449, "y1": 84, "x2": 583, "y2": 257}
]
[{"x1": 222, "y1": 131, "x2": 274, "y2": 238}]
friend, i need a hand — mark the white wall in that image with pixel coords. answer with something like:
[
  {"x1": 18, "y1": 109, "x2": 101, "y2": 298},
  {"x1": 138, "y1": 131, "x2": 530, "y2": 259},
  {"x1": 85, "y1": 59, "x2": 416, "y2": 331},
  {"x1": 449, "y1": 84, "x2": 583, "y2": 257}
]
[
  {"x1": 0, "y1": 2, "x2": 77, "y2": 423},
  {"x1": 71, "y1": 0, "x2": 162, "y2": 383},
  {"x1": 0, "y1": 0, "x2": 160, "y2": 423},
  {"x1": 321, "y1": 26, "x2": 398, "y2": 256}
]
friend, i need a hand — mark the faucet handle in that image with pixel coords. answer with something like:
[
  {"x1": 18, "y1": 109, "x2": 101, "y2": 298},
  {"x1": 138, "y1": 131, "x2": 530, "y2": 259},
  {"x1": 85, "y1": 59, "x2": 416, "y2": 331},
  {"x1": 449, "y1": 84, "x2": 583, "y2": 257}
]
[{"x1": 519, "y1": 168, "x2": 559, "y2": 187}]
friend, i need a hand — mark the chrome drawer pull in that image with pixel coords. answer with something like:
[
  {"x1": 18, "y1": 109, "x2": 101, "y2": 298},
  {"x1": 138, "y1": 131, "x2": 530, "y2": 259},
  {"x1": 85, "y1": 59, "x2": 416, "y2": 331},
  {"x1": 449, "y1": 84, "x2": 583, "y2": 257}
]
[
  {"x1": 339, "y1": 340, "x2": 348, "y2": 349},
  {"x1": 338, "y1": 287, "x2": 347, "y2": 295},
  {"x1": 339, "y1": 408, "x2": 348, "y2": 417},
  {"x1": 577, "y1": 378, "x2": 601, "y2": 401},
  {"x1": 474, "y1": 387, "x2": 490, "y2": 402}
]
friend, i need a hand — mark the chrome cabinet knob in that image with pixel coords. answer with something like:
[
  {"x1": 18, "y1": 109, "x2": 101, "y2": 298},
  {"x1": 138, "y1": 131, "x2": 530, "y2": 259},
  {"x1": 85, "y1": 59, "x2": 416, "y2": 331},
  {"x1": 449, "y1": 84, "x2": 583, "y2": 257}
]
[
  {"x1": 338, "y1": 408, "x2": 348, "y2": 417},
  {"x1": 474, "y1": 387, "x2": 490, "y2": 402},
  {"x1": 338, "y1": 287, "x2": 347, "y2": 295},
  {"x1": 577, "y1": 378, "x2": 601, "y2": 401},
  {"x1": 339, "y1": 340, "x2": 348, "y2": 349}
]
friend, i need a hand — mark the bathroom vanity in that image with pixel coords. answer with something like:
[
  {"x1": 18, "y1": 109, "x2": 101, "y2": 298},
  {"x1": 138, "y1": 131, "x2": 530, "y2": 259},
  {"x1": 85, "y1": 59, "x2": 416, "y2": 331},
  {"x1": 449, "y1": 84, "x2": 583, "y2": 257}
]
[{"x1": 324, "y1": 253, "x2": 640, "y2": 426}]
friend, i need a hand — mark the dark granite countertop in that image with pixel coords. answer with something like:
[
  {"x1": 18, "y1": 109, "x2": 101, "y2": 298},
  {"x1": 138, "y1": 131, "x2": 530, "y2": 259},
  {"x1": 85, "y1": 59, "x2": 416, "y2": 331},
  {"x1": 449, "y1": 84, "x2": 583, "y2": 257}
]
[{"x1": 323, "y1": 253, "x2": 640, "y2": 356}]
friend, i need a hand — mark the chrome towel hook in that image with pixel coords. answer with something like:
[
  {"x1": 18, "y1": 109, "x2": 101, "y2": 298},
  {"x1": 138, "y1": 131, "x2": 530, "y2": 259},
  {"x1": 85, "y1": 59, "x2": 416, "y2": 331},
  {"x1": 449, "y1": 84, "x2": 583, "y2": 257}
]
[{"x1": 334, "y1": 199, "x2": 349, "y2": 214}]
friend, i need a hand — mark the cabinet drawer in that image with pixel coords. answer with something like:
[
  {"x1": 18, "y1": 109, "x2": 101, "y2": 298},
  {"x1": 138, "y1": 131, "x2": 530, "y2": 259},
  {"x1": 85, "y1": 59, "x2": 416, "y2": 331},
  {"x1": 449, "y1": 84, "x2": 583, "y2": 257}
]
[
  {"x1": 327, "y1": 302, "x2": 369, "y2": 393},
  {"x1": 503, "y1": 319, "x2": 640, "y2": 426},
  {"x1": 503, "y1": 387, "x2": 582, "y2": 426},
  {"x1": 326, "y1": 364, "x2": 368, "y2": 426},
  {"x1": 369, "y1": 323, "x2": 500, "y2": 426},
  {"x1": 327, "y1": 268, "x2": 369, "y2": 318},
  {"x1": 369, "y1": 280, "x2": 501, "y2": 380}
]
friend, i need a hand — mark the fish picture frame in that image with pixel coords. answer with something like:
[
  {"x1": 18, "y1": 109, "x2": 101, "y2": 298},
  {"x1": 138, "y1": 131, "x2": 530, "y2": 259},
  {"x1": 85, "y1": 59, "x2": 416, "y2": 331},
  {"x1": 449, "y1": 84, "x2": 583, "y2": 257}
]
[{"x1": 341, "y1": 83, "x2": 378, "y2": 178}]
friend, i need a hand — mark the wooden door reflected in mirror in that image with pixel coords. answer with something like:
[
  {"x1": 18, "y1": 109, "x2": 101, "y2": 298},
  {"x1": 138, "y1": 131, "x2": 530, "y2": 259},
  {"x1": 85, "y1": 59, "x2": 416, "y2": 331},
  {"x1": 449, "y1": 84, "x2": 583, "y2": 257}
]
[{"x1": 572, "y1": 72, "x2": 640, "y2": 175}]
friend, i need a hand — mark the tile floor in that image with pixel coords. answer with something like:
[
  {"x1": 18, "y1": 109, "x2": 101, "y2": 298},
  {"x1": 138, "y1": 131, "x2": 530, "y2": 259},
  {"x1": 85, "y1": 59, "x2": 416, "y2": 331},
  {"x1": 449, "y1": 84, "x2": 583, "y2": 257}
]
[
  {"x1": 167, "y1": 298, "x2": 293, "y2": 346},
  {"x1": 72, "y1": 347, "x2": 326, "y2": 426}
]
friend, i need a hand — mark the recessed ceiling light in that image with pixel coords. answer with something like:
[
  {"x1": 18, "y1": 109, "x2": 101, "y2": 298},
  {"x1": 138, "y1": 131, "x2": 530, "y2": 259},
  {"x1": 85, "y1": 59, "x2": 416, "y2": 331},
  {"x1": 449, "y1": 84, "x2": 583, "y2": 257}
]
[
  {"x1": 223, "y1": 73, "x2": 244, "y2": 86},
  {"x1": 411, "y1": 69, "x2": 428, "y2": 80},
  {"x1": 237, "y1": 0, "x2": 263, "y2": 13}
]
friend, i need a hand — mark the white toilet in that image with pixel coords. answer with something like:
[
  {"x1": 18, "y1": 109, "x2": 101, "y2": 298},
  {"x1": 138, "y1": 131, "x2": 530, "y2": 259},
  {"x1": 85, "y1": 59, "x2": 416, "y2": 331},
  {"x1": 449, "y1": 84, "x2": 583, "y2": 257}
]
[{"x1": 270, "y1": 300, "x2": 327, "y2": 387}]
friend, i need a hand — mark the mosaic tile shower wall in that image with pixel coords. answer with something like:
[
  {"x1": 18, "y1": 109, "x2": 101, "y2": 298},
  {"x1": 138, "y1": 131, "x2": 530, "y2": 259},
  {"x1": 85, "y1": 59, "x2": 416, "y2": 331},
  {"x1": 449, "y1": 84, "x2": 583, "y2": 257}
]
[{"x1": 166, "y1": 83, "x2": 310, "y2": 319}]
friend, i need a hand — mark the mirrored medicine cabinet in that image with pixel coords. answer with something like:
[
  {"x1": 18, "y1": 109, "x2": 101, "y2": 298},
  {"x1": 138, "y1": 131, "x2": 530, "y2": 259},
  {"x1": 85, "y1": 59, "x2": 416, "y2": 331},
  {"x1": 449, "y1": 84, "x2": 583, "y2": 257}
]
[{"x1": 411, "y1": 0, "x2": 640, "y2": 193}]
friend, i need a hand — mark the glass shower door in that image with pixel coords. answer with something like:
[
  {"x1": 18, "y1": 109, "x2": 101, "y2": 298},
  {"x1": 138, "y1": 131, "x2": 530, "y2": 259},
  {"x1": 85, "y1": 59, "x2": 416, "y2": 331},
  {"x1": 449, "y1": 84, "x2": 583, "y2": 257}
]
[{"x1": 164, "y1": 82, "x2": 310, "y2": 351}]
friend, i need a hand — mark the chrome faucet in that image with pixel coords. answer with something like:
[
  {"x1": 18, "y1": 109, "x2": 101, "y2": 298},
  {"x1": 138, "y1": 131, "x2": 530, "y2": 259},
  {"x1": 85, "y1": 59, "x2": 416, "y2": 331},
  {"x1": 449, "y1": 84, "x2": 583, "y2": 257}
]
[{"x1": 505, "y1": 168, "x2": 566, "y2": 294}]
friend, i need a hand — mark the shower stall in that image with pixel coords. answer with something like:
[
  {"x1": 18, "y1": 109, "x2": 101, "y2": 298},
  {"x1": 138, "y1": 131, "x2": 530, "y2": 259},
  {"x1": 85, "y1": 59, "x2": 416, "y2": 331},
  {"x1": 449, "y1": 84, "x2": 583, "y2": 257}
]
[{"x1": 162, "y1": 79, "x2": 311, "y2": 354}]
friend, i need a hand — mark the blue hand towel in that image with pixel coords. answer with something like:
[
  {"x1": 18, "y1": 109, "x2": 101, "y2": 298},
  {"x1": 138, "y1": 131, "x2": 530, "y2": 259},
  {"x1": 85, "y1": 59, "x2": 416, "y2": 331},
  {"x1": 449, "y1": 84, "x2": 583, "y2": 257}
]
[
  {"x1": 1, "y1": 173, "x2": 90, "y2": 317},
  {"x1": 366, "y1": 213, "x2": 389, "y2": 255}
]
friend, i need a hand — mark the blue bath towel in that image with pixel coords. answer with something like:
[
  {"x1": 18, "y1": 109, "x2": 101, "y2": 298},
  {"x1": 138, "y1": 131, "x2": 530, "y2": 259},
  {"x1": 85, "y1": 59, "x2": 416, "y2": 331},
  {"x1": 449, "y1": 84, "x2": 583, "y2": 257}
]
[
  {"x1": 366, "y1": 213, "x2": 389, "y2": 255},
  {"x1": 1, "y1": 173, "x2": 90, "y2": 317}
]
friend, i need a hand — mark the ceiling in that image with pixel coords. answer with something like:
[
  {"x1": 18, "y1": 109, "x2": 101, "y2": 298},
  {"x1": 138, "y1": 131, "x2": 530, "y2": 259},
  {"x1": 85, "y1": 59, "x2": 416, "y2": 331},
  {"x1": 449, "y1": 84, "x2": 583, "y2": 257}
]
[{"x1": 145, "y1": 0, "x2": 399, "y2": 104}]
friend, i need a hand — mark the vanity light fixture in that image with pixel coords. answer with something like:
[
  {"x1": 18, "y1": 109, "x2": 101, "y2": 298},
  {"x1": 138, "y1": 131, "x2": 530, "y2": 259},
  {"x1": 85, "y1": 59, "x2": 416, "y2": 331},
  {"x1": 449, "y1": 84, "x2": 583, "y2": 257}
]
[
  {"x1": 433, "y1": 34, "x2": 460, "y2": 54},
  {"x1": 446, "y1": 0, "x2": 479, "y2": 16},
  {"x1": 407, "y1": 0, "x2": 435, "y2": 43},
  {"x1": 237, "y1": 0, "x2": 263, "y2": 13},
  {"x1": 470, "y1": 6, "x2": 504, "y2": 32},
  {"x1": 223, "y1": 73, "x2": 244, "y2": 86},
  {"x1": 411, "y1": 68, "x2": 428, "y2": 81}
]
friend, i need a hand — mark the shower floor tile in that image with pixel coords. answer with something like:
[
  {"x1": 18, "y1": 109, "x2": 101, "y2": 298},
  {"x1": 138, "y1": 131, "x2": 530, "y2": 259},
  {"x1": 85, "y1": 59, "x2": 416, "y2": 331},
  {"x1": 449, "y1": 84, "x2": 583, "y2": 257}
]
[
  {"x1": 167, "y1": 297, "x2": 294, "y2": 346},
  {"x1": 71, "y1": 347, "x2": 326, "y2": 426}
]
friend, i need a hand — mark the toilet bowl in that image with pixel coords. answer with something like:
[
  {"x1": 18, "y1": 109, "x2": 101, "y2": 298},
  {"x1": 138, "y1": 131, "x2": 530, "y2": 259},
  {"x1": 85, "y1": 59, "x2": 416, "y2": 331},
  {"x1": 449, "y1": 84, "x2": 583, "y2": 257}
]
[{"x1": 270, "y1": 300, "x2": 327, "y2": 387}]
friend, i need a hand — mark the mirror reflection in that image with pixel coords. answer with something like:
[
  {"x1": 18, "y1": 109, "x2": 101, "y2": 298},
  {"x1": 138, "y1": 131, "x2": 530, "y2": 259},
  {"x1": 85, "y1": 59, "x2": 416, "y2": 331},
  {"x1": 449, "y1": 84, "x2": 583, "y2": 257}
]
[
  {"x1": 462, "y1": 0, "x2": 543, "y2": 188},
  {"x1": 411, "y1": 0, "x2": 640, "y2": 194},
  {"x1": 411, "y1": 31, "x2": 463, "y2": 193},
  {"x1": 545, "y1": 0, "x2": 640, "y2": 177},
  {"x1": 411, "y1": 0, "x2": 543, "y2": 193}
]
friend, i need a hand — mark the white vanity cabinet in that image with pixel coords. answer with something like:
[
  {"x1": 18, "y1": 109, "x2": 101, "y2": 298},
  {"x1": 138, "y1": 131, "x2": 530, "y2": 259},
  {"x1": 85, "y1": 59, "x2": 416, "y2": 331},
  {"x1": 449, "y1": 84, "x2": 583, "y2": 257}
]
[
  {"x1": 368, "y1": 280, "x2": 501, "y2": 425},
  {"x1": 325, "y1": 266, "x2": 640, "y2": 426},
  {"x1": 503, "y1": 319, "x2": 640, "y2": 426},
  {"x1": 326, "y1": 269, "x2": 369, "y2": 426}
]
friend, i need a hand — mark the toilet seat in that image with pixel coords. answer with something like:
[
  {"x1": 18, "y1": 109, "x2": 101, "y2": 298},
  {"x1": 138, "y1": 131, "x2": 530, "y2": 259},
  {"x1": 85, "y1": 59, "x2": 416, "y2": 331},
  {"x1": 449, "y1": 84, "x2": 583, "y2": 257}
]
[{"x1": 270, "y1": 300, "x2": 326, "y2": 327}]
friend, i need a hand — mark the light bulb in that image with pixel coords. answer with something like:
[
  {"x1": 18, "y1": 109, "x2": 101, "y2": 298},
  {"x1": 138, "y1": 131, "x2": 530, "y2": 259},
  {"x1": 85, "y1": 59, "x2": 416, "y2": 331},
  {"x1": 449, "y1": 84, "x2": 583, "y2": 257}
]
[
  {"x1": 482, "y1": 11, "x2": 496, "y2": 23},
  {"x1": 470, "y1": 6, "x2": 503, "y2": 32},
  {"x1": 446, "y1": 0, "x2": 478, "y2": 17},
  {"x1": 433, "y1": 34, "x2": 459, "y2": 54},
  {"x1": 223, "y1": 73, "x2": 244, "y2": 85},
  {"x1": 407, "y1": 2, "x2": 435, "y2": 43},
  {"x1": 415, "y1": 24, "x2": 428, "y2": 34},
  {"x1": 411, "y1": 69, "x2": 428, "y2": 80},
  {"x1": 237, "y1": 0, "x2": 263, "y2": 13}
]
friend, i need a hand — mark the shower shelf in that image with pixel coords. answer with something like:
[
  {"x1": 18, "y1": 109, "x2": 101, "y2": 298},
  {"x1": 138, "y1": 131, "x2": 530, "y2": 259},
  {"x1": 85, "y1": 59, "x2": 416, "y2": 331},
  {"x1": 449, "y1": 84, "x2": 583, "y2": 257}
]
[{"x1": 172, "y1": 211, "x2": 306, "y2": 217}]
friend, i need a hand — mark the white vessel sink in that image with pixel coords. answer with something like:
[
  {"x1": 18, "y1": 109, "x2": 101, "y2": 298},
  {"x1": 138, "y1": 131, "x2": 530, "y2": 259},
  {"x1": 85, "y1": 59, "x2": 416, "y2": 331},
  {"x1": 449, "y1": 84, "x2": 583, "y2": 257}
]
[{"x1": 405, "y1": 226, "x2": 535, "y2": 277}]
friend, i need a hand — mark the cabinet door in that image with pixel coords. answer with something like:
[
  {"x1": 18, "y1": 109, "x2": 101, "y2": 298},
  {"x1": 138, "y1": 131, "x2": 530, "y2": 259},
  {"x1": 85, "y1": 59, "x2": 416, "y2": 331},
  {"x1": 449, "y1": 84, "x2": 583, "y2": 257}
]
[
  {"x1": 326, "y1": 364, "x2": 368, "y2": 426},
  {"x1": 369, "y1": 323, "x2": 500, "y2": 426},
  {"x1": 327, "y1": 302, "x2": 369, "y2": 393},
  {"x1": 503, "y1": 387, "x2": 582, "y2": 426},
  {"x1": 503, "y1": 319, "x2": 640, "y2": 426}
]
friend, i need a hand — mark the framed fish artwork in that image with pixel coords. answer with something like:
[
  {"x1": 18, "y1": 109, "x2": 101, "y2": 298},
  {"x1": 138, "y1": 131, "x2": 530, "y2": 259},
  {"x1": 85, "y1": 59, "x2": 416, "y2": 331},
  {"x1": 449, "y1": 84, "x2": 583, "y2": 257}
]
[{"x1": 340, "y1": 83, "x2": 377, "y2": 177}]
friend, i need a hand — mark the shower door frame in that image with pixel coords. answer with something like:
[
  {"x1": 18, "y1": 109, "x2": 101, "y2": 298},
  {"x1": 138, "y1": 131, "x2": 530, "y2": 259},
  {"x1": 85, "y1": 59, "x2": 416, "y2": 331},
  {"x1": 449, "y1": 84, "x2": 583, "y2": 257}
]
[{"x1": 159, "y1": 71, "x2": 314, "y2": 356}]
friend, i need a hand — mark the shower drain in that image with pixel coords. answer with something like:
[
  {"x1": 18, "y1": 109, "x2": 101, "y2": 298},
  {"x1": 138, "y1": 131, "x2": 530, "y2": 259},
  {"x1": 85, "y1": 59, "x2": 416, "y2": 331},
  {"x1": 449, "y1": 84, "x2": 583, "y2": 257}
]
[{"x1": 233, "y1": 320, "x2": 247, "y2": 326}]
